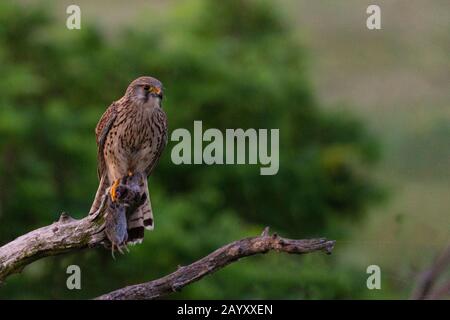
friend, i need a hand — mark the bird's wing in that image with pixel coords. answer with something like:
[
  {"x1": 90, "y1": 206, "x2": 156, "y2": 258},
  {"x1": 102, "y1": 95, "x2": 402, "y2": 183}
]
[
  {"x1": 145, "y1": 109, "x2": 168, "y2": 177},
  {"x1": 95, "y1": 101, "x2": 118, "y2": 180}
]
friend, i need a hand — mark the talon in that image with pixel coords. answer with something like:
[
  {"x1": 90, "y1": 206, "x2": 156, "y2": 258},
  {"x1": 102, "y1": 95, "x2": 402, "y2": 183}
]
[
  {"x1": 110, "y1": 179, "x2": 120, "y2": 202},
  {"x1": 111, "y1": 245, "x2": 116, "y2": 260}
]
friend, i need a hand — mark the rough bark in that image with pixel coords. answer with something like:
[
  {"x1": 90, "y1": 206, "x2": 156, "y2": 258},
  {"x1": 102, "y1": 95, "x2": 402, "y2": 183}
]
[
  {"x1": 0, "y1": 174, "x2": 151, "y2": 282},
  {"x1": 411, "y1": 243, "x2": 450, "y2": 300},
  {"x1": 0, "y1": 197, "x2": 108, "y2": 283},
  {"x1": 0, "y1": 174, "x2": 336, "y2": 299},
  {"x1": 97, "y1": 227, "x2": 336, "y2": 300}
]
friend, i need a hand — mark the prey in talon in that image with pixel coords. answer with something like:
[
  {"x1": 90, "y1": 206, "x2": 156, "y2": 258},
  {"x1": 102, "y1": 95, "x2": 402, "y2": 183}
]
[
  {"x1": 104, "y1": 201, "x2": 129, "y2": 258},
  {"x1": 104, "y1": 173, "x2": 148, "y2": 257},
  {"x1": 89, "y1": 76, "x2": 168, "y2": 247}
]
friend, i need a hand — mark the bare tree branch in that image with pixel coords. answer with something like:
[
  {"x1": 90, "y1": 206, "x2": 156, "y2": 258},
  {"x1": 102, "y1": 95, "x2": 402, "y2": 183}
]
[
  {"x1": 0, "y1": 174, "x2": 144, "y2": 283},
  {"x1": 411, "y1": 243, "x2": 450, "y2": 300},
  {"x1": 426, "y1": 280, "x2": 450, "y2": 300},
  {"x1": 96, "y1": 229, "x2": 336, "y2": 300},
  {"x1": 0, "y1": 174, "x2": 336, "y2": 299},
  {"x1": 0, "y1": 200, "x2": 107, "y2": 283}
]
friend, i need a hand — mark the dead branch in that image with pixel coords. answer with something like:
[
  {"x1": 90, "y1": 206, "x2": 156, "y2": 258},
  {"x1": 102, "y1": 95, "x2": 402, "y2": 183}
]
[
  {"x1": 0, "y1": 199, "x2": 107, "y2": 283},
  {"x1": 96, "y1": 228, "x2": 336, "y2": 300},
  {"x1": 0, "y1": 174, "x2": 145, "y2": 283},
  {"x1": 411, "y1": 243, "x2": 450, "y2": 300},
  {"x1": 0, "y1": 176, "x2": 335, "y2": 299}
]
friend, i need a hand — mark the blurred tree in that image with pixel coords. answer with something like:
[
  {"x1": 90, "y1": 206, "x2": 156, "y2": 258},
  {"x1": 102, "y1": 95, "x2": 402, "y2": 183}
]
[{"x1": 0, "y1": 0, "x2": 380, "y2": 299}]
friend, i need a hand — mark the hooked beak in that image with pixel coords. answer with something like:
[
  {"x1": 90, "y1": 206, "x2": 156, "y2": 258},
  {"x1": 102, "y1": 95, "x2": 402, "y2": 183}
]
[{"x1": 149, "y1": 86, "x2": 163, "y2": 99}]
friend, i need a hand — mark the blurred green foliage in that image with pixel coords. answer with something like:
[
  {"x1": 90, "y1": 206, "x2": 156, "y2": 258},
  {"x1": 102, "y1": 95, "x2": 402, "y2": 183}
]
[{"x1": 0, "y1": 0, "x2": 381, "y2": 299}]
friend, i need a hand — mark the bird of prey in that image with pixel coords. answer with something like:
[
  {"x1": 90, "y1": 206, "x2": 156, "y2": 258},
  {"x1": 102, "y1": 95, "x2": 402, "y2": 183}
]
[{"x1": 89, "y1": 76, "x2": 168, "y2": 244}]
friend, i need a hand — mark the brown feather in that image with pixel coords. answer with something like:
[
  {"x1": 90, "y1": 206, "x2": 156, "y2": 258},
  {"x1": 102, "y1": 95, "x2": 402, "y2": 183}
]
[{"x1": 89, "y1": 76, "x2": 168, "y2": 245}]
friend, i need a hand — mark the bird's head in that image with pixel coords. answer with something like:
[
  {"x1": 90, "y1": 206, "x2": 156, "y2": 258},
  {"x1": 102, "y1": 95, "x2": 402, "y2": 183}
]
[{"x1": 126, "y1": 76, "x2": 164, "y2": 107}]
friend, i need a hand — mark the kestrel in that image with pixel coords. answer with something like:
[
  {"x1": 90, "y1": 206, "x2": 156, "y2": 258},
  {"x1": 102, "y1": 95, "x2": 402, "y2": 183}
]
[{"x1": 89, "y1": 76, "x2": 168, "y2": 244}]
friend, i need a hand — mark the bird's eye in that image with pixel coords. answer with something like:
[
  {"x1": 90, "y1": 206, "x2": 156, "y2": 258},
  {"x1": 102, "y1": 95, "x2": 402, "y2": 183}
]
[{"x1": 143, "y1": 85, "x2": 150, "y2": 91}]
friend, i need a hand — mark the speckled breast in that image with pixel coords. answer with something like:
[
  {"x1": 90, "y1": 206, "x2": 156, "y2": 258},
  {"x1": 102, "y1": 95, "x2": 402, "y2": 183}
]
[{"x1": 104, "y1": 106, "x2": 164, "y2": 182}]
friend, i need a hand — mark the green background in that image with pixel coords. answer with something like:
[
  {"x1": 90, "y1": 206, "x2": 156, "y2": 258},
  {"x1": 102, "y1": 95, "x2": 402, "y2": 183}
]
[{"x1": 0, "y1": 0, "x2": 448, "y2": 299}]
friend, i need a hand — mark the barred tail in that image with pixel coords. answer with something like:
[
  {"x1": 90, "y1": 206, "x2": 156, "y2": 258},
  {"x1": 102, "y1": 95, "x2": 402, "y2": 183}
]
[
  {"x1": 89, "y1": 175, "x2": 109, "y2": 215},
  {"x1": 126, "y1": 179, "x2": 154, "y2": 244}
]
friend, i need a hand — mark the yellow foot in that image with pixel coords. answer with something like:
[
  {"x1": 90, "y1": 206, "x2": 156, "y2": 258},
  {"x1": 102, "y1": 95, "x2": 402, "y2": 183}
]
[{"x1": 110, "y1": 179, "x2": 120, "y2": 202}]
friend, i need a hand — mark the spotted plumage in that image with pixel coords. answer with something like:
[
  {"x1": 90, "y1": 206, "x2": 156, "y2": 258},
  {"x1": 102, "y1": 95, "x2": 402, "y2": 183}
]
[{"x1": 90, "y1": 76, "x2": 168, "y2": 244}]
